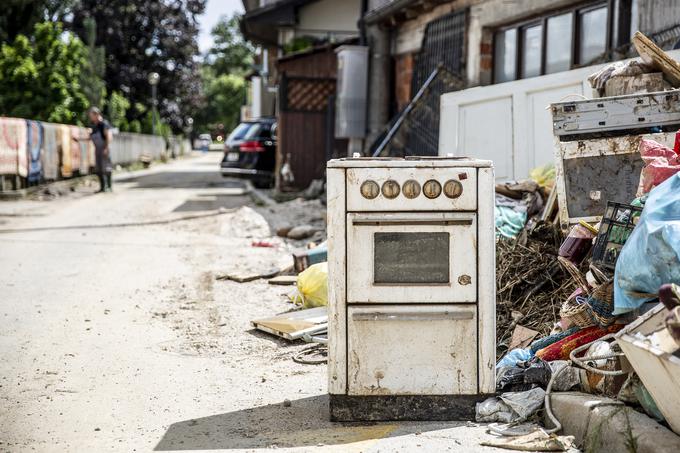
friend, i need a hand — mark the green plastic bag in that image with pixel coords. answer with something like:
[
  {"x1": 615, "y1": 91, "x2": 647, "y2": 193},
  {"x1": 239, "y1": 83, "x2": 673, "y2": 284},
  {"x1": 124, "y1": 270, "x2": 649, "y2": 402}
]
[{"x1": 292, "y1": 262, "x2": 328, "y2": 308}]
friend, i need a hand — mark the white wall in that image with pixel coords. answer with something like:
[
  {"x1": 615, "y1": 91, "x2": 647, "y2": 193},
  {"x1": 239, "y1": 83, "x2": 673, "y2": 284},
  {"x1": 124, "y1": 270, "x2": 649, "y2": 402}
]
[{"x1": 297, "y1": 0, "x2": 361, "y2": 33}]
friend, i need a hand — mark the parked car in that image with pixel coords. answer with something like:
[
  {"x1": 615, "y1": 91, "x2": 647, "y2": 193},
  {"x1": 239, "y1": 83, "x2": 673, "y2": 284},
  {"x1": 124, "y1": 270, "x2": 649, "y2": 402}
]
[
  {"x1": 220, "y1": 118, "x2": 276, "y2": 188},
  {"x1": 198, "y1": 133, "x2": 211, "y2": 152}
]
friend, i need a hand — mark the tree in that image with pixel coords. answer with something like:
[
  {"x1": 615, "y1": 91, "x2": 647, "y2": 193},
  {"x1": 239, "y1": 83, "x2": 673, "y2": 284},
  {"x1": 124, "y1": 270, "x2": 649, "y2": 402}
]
[
  {"x1": 0, "y1": 0, "x2": 77, "y2": 43},
  {"x1": 68, "y1": 0, "x2": 206, "y2": 132},
  {"x1": 208, "y1": 14, "x2": 254, "y2": 76},
  {"x1": 106, "y1": 91, "x2": 130, "y2": 131},
  {"x1": 0, "y1": 21, "x2": 91, "y2": 124},
  {"x1": 193, "y1": 68, "x2": 246, "y2": 136},
  {"x1": 79, "y1": 17, "x2": 106, "y2": 111}
]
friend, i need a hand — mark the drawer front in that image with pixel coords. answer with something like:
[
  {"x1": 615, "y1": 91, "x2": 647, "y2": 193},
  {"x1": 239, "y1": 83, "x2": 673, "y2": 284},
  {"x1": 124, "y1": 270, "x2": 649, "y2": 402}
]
[
  {"x1": 347, "y1": 167, "x2": 477, "y2": 212},
  {"x1": 347, "y1": 305, "x2": 478, "y2": 395}
]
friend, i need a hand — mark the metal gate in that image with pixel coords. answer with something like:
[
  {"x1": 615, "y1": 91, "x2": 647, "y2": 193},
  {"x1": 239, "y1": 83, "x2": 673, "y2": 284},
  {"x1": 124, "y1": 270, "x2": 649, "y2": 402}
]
[
  {"x1": 279, "y1": 73, "x2": 345, "y2": 189},
  {"x1": 373, "y1": 9, "x2": 467, "y2": 156}
]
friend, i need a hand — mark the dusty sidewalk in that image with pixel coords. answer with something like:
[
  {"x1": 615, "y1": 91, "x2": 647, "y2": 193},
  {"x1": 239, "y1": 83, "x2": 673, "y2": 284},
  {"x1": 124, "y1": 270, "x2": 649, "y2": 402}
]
[{"x1": 0, "y1": 153, "x2": 503, "y2": 452}]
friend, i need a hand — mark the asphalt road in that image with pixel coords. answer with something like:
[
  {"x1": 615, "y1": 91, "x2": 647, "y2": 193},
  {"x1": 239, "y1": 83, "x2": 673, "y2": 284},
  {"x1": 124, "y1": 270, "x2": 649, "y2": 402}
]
[{"x1": 0, "y1": 153, "x2": 503, "y2": 452}]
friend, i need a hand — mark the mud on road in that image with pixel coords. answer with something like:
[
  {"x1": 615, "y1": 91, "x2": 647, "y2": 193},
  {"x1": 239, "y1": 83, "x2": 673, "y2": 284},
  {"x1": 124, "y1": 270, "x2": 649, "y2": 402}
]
[{"x1": 0, "y1": 153, "x2": 501, "y2": 452}]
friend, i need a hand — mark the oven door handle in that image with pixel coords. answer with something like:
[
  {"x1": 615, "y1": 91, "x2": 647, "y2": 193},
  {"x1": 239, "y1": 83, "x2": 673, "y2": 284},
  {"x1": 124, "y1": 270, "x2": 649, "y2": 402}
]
[
  {"x1": 351, "y1": 214, "x2": 474, "y2": 226},
  {"x1": 352, "y1": 310, "x2": 475, "y2": 322}
]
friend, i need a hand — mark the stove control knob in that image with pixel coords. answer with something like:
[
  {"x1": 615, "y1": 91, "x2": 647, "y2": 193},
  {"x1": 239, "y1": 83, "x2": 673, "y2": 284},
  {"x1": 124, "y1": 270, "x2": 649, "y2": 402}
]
[
  {"x1": 381, "y1": 180, "x2": 400, "y2": 199},
  {"x1": 402, "y1": 179, "x2": 421, "y2": 199},
  {"x1": 444, "y1": 179, "x2": 463, "y2": 198},
  {"x1": 423, "y1": 179, "x2": 442, "y2": 199},
  {"x1": 360, "y1": 180, "x2": 380, "y2": 199}
]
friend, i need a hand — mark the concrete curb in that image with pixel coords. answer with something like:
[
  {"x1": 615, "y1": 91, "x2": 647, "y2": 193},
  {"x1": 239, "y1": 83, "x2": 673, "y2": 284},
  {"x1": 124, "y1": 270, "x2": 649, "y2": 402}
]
[
  {"x1": 244, "y1": 180, "x2": 277, "y2": 206},
  {"x1": 545, "y1": 392, "x2": 680, "y2": 452},
  {"x1": 0, "y1": 175, "x2": 98, "y2": 201}
]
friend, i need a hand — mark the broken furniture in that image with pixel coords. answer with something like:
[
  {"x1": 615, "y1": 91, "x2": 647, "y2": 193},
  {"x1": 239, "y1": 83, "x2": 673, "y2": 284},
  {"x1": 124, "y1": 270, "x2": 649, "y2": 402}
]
[
  {"x1": 251, "y1": 306, "x2": 327, "y2": 341},
  {"x1": 326, "y1": 156, "x2": 495, "y2": 421},
  {"x1": 617, "y1": 303, "x2": 680, "y2": 434}
]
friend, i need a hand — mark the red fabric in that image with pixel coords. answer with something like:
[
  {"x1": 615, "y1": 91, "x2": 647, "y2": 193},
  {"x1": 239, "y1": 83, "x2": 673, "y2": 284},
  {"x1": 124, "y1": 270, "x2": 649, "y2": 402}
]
[
  {"x1": 638, "y1": 139, "x2": 680, "y2": 194},
  {"x1": 535, "y1": 324, "x2": 624, "y2": 361}
]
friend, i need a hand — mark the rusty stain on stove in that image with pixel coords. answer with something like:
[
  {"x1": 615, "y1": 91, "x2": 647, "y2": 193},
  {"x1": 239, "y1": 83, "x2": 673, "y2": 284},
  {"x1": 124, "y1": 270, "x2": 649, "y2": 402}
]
[
  {"x1": 374, "y1": 370, "x2": 384, "y2": 388},
  {"x1": 458, "y1": 274, "x2": 472, "y2": 285}
]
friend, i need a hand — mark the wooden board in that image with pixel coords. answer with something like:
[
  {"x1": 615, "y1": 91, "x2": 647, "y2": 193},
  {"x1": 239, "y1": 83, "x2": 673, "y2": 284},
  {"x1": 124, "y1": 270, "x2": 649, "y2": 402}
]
[
  {"x1": 633, "y1": 31, "x2": 680, "y2": 87},
  {"x1": 267, "y1": 275, "x2": 298, "y2": 286},
  {"x1": 251, "y1": 306, "x2": 328, "y2": 341},
  {"x1": 507, "y1": 325, "x2": 540, "y2": 351}
]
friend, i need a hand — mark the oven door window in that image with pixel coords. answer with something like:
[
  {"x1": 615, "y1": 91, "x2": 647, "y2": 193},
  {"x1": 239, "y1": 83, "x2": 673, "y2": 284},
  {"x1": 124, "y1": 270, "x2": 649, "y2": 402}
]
[{"x1": 374, "y1": 232, "x2": 450, "y2": 284}]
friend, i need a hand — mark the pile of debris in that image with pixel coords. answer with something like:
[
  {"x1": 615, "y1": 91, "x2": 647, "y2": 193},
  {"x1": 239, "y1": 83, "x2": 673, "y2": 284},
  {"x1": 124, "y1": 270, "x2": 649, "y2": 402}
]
[
  {"x1": 482, "y1": 32, "x2": 680, "y2": 448},
  {"x1": 496, "y1": 222, "x2": 576, "y2": 349}
]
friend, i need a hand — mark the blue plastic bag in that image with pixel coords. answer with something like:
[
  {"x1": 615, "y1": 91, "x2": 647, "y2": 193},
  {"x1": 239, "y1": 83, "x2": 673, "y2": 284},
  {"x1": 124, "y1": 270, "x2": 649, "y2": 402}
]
[
  {"x1": 496, "y1": 348, "x2": 533, "y2": 369},
  {"x1": 614, "y1": 173, "x2": 680, "y2": 314}
]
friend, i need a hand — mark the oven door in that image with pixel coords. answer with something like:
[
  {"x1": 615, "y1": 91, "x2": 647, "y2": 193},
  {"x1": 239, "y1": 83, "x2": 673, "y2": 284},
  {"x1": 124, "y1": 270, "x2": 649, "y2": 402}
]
[{"x1": 346, "y1": 212, "x2": 477, "y2": 303}]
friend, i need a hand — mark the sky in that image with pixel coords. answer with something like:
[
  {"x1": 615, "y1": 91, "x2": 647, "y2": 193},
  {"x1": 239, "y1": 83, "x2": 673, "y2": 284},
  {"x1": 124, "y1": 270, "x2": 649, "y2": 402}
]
[{"x1": 197, "y1": 0, "x2": 245, "y2": 54}]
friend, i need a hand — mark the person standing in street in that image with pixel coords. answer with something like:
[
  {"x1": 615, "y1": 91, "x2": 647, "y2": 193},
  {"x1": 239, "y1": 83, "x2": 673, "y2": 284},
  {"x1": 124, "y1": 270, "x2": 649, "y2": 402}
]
[{"x1": 88, "y1": 107, "x2": 113, "y2": 192}]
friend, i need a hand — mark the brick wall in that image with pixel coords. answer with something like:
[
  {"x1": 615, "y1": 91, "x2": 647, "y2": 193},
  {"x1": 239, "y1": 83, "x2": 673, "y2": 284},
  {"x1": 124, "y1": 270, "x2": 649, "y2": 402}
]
[{"x1": 394, "y1": 52, "x2": 414, "y2": 111}]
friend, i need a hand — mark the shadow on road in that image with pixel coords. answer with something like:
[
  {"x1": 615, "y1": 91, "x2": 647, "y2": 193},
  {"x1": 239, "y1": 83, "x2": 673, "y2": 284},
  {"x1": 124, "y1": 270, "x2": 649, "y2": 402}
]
[
  {"x1": 154, "y1": 395, "x2": 457, "y2": 450},
  {"x1": 173, "y1": 193, "x2": 252, "y2": 212},
  {"x1": 117, "y1": 171, "x2": 245, "y2": 190}
]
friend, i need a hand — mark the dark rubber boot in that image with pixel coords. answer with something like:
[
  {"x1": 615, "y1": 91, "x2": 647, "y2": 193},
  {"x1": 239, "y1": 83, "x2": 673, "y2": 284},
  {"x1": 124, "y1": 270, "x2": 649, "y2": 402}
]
[{"x1": 97, "y1": 174, "x2": 106, "y2": 193}]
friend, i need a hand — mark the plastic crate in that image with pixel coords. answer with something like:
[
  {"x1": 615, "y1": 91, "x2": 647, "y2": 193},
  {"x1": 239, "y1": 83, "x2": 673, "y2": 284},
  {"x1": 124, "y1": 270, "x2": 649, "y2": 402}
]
[{"x1": 591, "y1": 201, "x2": 643, "y2": 270}]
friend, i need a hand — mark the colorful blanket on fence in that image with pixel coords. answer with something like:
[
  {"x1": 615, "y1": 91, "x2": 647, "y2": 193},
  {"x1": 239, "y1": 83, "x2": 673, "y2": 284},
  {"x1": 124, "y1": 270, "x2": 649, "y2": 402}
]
[
  {"x1": 59, "y1": 124, "x2": 72, "y2": 177},
  {"x1": 41, "y1": 122, "x2": 60, "y2": 180},
  {"x1": 26, "y1": 120, "x2": 43, "y2": 183},
  {"x1": 535, "y1": 324, "x2": 624, "y2": 361},
  {"x1": 0, "y1": 117, "x2": 28, "y2": 177},
  {"x1": 69, "y1": 126, "x2": 81, "y2": 175},
  {"x1": 77, "y1": 127, "x2": 92, "y2": 173}
]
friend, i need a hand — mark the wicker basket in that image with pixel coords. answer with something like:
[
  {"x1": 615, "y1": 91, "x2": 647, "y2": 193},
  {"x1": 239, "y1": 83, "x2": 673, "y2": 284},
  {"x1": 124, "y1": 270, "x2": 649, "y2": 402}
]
[
  {"x1": 560, "y1": 295, "x2": 595, "y2": 328},
  {"x1": 587, "y1": 280, "x2": 616, "y2": 326},
  {"x1": 558, "y1": 256, "x2": 591, "y2": 295}
]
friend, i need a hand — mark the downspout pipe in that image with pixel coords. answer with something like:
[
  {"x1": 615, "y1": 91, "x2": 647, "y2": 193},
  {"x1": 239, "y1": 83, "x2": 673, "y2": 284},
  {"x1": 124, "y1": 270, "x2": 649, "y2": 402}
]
[{"x1": 364, "y1": 23, "x2": 391, "y2": 153}]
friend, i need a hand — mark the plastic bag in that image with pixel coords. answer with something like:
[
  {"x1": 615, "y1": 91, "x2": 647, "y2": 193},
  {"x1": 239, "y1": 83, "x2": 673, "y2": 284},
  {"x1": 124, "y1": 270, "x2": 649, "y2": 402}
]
[
  {"x1": 529, "y1": 164, "x2": 555, "y2": 191},
  {"x1": 496, "y1": 348, "x2": 532, "y2": 369},
  {"x1": 614, "y1": 172, "x2": 680, "y2": 314},
  {"x1": 497, "y1": 357, "x2": 552, "y2": 392},
  {"x1": 476, "y1": 388, "x2": 546, "y2": 423},
  {"x1": 548, "y1": 360, "x2": 581, "y2": 392},
  {"x1": 292, "y1": 262, "x2": 328, "y2": 308},
  {"x1": 637, "y1": 139, "x2": 680, "y2": 195}
]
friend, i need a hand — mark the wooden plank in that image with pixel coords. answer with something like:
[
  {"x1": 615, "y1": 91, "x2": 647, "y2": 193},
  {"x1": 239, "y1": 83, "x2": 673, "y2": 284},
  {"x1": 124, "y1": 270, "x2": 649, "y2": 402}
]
[
  {"x1": 216, "y1": 267, "x2": 282, "y2": 283},
  {"x1": 477, "y1": 166, "x2": 496, "y2": 394},
  {"x1": 507, "y1": 325, "x2": 540, "y2": 351},
  {"x1": 268, "y1": 275, "x2": 298, "y2": 286},
  {"x1": 633, "y1": 31, "x2": 680, "y2": 87},
  {"x1": 251, "y1": 306, "x2": 328, "y2": 341},
  {"x1": 326, "y1": 167, "x2": 346, "y2": 394}
]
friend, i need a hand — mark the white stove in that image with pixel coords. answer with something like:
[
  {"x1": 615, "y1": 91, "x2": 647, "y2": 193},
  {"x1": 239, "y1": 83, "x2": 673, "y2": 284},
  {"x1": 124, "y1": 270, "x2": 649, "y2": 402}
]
[{"x1": 326, "y1": 157, "x2": 496, "y2": 421}]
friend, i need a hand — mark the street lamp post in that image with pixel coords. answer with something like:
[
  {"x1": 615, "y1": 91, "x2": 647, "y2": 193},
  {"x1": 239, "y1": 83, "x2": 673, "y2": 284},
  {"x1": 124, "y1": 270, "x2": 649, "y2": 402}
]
[{"x1": 148, "y1": 72, "x2": 160, "y2": 135}]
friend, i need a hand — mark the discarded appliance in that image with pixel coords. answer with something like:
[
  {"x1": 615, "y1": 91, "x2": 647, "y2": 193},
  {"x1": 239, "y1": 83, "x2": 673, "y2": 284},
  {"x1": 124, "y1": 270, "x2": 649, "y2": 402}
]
[
  {"x1": 326, "y1": 156, "x2": 496, "y2": 421},
  {"x1": 251, "y1": 306, "x2": 327, "y2": 341},
  {"x1": 617, "y1": 303, "x2": 680, "y2": 434},
  {"x1": 551, "y1": 93, "x2": 678, "y2": 229},
  {"x1": 551, "y1": 90, "x2": 680, "y2": 137}
]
